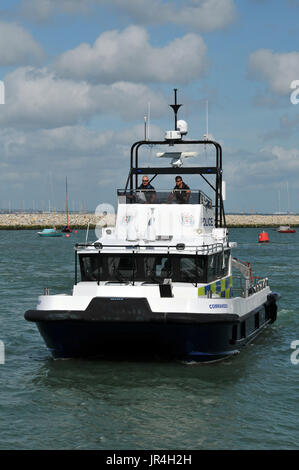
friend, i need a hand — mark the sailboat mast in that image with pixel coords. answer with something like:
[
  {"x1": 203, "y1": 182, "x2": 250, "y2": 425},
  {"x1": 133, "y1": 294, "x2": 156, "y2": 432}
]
[
  {"x1": 66, "y1": 177, "x2": 69, "y2": 228},
  {"x1": 287, "y1": 181, "x2": 290, "y2": 213},
  {"x1": 278, "y1": 189, "x2": 280, "y2": 213}
]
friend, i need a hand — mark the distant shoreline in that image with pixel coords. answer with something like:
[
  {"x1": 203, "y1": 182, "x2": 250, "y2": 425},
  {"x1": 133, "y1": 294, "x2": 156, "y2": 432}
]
[{"x1": 0, "y1": 212, "x2": 299, "y2": 229}]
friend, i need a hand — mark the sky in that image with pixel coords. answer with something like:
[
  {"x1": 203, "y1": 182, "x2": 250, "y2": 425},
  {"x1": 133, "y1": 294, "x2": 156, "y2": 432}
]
[{"x1": 0, "y1": 0, "x2": 299, "y2": 214}]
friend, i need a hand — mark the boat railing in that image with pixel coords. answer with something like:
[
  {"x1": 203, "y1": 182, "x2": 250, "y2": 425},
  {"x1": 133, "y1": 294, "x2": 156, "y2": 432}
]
[
  {"x1": 233, "y1": 275, "x2": 269, "y2": 298},
  {"x1": 75, "y1": 242, "x2": 227, "y2": 255},
  {"x1": 117, "y1": 189, "x2": 212, "y2": 208}
]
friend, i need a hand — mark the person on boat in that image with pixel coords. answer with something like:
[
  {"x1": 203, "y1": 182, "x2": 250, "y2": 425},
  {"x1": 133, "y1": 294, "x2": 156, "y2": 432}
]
[
  {"x1": 168, "y1": 176, "x2": 190, "y2": 204},
  {"x1": 137, "y1": 176, "x2": 156, "y2": 203}
]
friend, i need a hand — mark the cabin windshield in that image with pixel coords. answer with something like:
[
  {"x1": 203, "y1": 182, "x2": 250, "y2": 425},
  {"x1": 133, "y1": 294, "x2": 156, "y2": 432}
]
[
  {"x1": 117, "y1": 190, "x2": 212, "y2": 207},
  {"x1": 79, "y1": 251, "x2": 230, "y2": 284}
]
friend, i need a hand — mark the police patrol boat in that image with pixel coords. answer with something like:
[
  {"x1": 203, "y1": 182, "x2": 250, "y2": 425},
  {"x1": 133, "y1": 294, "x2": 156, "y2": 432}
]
[{"x1": 25, "y1": 90, "x2": 280, "y2": 362}]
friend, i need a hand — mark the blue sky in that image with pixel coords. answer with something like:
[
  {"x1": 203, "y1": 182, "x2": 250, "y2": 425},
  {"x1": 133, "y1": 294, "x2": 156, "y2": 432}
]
[{"x1": 0, "y1": 0, "x2": 298, "y2": 213}]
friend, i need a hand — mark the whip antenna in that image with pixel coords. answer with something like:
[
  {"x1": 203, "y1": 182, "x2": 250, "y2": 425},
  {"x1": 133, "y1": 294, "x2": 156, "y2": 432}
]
[
  {"x1": 144, "y1": 115, "x2": 147, "y2": 140},
  {"x1": 170, "y1": 88, "x2": 182, "y2": 130},
  {"x1": 206, "y1": 100, "x2": 209, "y2": 138}
]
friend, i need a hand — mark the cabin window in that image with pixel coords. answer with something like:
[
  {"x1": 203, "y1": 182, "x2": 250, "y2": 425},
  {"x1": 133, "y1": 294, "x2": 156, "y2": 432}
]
[
  {"x1": 207, "y1": 251, "x2": 230, "y2": 282},
  {"x1": 79, "y1": 253, "x2": 211, "y2": 283},
  {"x1": 106, "y1": 255, "x2": 137, "y2": 281},
  {"x1": 178, "y1": 256, "x2": 205, "y2": 283},
  {"x1": 80, "y1": 254, "x2": 137, "y2": 282},
  {"x1": 80, "y1": 255, "x2": 103, "y2": 281},
  {"x1": 246, "y1": 315, "x2": 256, "y2": 336},
  {"x1": 255, "y1": 312, "x2": 260, "y2": 330},
  {"x1": 241, "y1": 321, "x2": 246, "y2": 339},
  {"x1": 143, "y1": 256, "x2": 172, "y2": 281}
]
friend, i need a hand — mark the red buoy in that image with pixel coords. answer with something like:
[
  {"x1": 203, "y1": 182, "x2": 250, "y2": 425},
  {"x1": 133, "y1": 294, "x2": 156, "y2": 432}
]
[{"x1": 258, "y1": 231, "x2": 269, "y2": 243}]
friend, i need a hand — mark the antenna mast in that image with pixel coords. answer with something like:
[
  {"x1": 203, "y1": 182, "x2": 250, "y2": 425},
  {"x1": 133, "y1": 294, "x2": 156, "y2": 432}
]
[
  {"x1": 206, "y1": 100, "x2": 209, "y2": 137},
  {"x1": 144, "y1": 115, "x2": 147, "y2": 140},
  {"x1": 148, "y1": 102, "x2": 151, "y2": 140},
  {"x1": 170, "y1": 88, "x2": 182, "y2": 130},
  {"x1": 287, "y1": 181, "x2": 290, "y2": 213},
  {"x1": 66, "y1": 176, "x2": 69, "y2": 229},
  {"x1": 144, "y1": 102, "x2": 151, "y2": 141}
]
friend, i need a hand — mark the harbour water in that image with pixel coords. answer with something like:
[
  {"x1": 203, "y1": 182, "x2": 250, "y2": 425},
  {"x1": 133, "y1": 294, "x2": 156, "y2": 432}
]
[{"x1": 0, "y1": 229, "x2": 298, "y2": 450}]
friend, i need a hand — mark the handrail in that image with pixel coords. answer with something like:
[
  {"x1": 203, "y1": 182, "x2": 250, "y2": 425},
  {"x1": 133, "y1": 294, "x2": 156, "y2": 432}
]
[
  {"x1": 117, "y1": 188, "x2": 213, "y2": 207},
  {"x1": 75, "y1": 242, "x2": 228, "y2": 254},
  {"x1": 233, "y1": 274, "x2": 269, "y2": 298}
]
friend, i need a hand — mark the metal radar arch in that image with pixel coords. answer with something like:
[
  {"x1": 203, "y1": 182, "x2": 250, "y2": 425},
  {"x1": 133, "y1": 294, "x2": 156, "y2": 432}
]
[{"x1": 124, "y1": 89, "x2": 226, "y2": 228}]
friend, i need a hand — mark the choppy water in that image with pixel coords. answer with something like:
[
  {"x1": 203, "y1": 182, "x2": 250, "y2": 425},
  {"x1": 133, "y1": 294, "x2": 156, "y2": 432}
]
[{"x1": 0, "y1": 228, "x2": 298, "y2": 450}]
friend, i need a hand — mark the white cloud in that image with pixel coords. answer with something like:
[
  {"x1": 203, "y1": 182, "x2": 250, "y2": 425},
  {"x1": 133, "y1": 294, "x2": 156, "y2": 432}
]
[
  {"x1": 168, "y1": 0, "x2": 237, "y2": 32},
  {"x1": 248, "y1": 49, "x2": 299, "y2": 95},
  {"x1": 0, "y1": 126, "x2": 119, "y2": 166},
  {"x1": 0, "y1": 123, "x2": 164, "y2": 209},
  {"x1": 0, "y1": 21, "x2": 44, "y2": 66},
  {"x1": 18, "y1": 0, "x2": 236, "y2": 31},
  {"x1": 260, "y1": 112, "x2": 299, "y2": 141},
  {"x1": 225, "y1": 145, "x2": 299, "y2": 190},
  {"x1": 19, "y1": 0, "x2": 54, "y2": 22},
  {"x1": 0, "y1": 67, "x2": 167, "y2": 129},
  {"x1": 0, "y1": 124, "x2": 162, "y2": 162},
  {"x1": 19, "y1": 0, "x2": 93, "y2": 22},
  {"x1": 53, "y1": 26, "x2": 207, "y2": 84},
  {"x1": 2, "y1": 126, "x2": 298, "y2": 211},
  {"x1": 266, "y1": 145, "x2": 299, "y2": 171},
  {"x1": 102, "y1": 0, "x2": 236, "y2": 32}
]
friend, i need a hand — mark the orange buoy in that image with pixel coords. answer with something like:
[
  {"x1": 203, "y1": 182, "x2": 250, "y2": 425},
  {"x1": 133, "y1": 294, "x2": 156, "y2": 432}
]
[
  {"x1": 258, "y1": 231, "x2": 269, "y2": 243},
  {"x1": 65, "y1": 233, "x2": 71, "y2": 238}
]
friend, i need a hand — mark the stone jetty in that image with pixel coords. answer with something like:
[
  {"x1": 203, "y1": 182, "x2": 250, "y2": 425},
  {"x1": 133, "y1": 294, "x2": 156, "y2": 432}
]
[
  {"x1": 224, "y1": 214, "x2": 299, "y2": 228},
  {"x1": 0, "y1": 213, "x2": 114, "y2": 229},
  {"x1": 0, "y1": 212, "x2": 298, "y2": 229}
]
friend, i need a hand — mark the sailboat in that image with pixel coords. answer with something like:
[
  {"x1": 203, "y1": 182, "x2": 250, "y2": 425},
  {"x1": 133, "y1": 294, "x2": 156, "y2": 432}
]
[
  {"x1": 61, "y1": 177, "x2": 72, "y2": 233},
  {"x1": 276, "y1": 182, "x2": 296, "y2": 233},
  {"x1": 37, "y1": 227, "x2": 63, "y2": 237},
  {"x1": 277, "y1": 225, "x2": 296, "y2": 233},
  {"x1": 37, "y1": 173, "x2": 64, "y2": 237}
]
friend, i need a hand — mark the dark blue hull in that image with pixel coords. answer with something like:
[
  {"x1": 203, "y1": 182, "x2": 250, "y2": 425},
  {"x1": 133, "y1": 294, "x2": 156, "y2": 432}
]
[
  {"x1": 25, "y1": 294, "x2": 279, "y2": 362},
  {"x1": 35, "y1": 320, "x2": 241, "y2": 362}
]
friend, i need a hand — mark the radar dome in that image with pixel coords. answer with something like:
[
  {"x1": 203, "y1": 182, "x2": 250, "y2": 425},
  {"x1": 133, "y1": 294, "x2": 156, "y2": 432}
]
[{"x1": 177, "y1": 120, "x2": 188, "y2": 135}]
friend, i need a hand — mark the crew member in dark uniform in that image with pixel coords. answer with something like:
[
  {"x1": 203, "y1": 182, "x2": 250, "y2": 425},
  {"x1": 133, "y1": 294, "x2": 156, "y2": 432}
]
[
  {"x1": 137, "y1": 176, "x2": 156, "y2": 203},
  {"x1": 168, "y1": 176, "x2": 190, "y2": 204}
]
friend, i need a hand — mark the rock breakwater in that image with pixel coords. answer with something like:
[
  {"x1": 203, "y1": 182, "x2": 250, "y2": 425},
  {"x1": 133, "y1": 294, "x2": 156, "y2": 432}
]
[
  {"x1": 0, "y1": 212, "x2": 298, "y2": 229},
  {"x1": 0, "y1": 213, "x2": 112, "y2": 229}
]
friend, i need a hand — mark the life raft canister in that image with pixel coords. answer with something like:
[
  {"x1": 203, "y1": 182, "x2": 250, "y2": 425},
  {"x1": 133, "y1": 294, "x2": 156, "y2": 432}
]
[{"x1": 258, "y1": 231, "x2": 269, "y2": 243}]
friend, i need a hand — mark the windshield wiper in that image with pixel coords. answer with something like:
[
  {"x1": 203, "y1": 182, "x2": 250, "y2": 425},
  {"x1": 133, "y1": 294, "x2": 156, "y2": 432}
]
[
  {"x1": 112, "y1": 265, "x2": 127, "y2": 283},
  {"x1": 181, "y1": 272, "x2": 197, "y2": 287}
]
